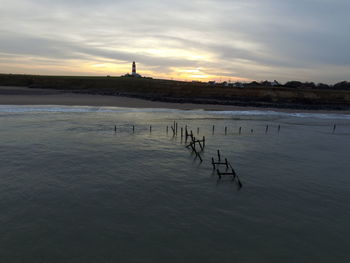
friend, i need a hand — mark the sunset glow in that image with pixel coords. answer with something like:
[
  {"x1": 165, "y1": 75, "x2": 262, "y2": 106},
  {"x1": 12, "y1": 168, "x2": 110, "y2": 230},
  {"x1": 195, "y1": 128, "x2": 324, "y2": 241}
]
[{"x1": 0, "y1": 0, "x2": 349, "y2": 83}]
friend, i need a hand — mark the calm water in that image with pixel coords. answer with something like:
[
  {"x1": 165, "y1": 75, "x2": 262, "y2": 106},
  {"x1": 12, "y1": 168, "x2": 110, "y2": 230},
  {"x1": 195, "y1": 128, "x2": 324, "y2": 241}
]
[{"x1": 0, "y1": 105, "x2": 350, "y2": 263}]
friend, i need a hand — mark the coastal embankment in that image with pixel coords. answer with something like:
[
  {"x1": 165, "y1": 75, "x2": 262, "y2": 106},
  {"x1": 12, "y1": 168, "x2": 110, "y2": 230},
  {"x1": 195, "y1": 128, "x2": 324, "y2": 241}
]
[{"x1": 0, "y1": 74, "x2": 350, "y2": 111}]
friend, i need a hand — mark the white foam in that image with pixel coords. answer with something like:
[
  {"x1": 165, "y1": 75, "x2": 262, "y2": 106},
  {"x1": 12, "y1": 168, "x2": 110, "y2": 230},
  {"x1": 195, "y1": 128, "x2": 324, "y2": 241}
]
[{"x1": 0, "y1": 105, "x2": 349, "y2": 120}]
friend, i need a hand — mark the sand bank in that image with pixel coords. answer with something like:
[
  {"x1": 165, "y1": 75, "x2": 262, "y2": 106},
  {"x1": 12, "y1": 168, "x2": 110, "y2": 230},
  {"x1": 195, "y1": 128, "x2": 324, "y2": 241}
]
[{"x1": 1, "y1": 86, "x2": 349, "y2": 114}]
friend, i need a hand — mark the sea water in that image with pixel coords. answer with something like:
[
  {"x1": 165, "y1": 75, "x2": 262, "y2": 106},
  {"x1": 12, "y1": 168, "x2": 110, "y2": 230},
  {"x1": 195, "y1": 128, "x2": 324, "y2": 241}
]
[{"x1": 0, "y1": 105, "x2": 349, "y2": 263}]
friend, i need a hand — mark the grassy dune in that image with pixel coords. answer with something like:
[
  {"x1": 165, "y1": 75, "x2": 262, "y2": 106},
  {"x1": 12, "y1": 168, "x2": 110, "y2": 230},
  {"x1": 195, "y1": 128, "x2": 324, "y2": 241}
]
[{"x1": 1, "y1": 74, "x2": 349, "y2": 110}]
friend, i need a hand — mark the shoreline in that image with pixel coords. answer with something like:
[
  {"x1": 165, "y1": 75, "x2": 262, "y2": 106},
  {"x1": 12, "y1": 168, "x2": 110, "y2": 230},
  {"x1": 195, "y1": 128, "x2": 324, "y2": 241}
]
[{"x1": 1, "y1": 86, "x2": 350, "y2": 114}]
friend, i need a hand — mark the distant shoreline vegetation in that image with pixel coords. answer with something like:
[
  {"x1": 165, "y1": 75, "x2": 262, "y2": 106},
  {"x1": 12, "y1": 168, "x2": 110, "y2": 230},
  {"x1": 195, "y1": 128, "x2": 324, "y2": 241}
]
[{"x1": 0, "y1": 73, "x2": 349, "y2": 110}]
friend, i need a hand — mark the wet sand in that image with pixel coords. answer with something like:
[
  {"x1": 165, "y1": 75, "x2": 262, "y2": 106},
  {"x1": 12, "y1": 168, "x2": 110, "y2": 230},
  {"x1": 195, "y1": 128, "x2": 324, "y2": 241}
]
[{"x1": 1, "y1": 86, "x2": 349, "y2": 114}]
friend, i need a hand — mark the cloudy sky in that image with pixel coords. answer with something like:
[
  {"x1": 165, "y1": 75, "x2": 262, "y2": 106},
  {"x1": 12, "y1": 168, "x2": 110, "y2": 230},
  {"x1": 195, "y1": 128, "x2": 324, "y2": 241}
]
[{"x1": 0, "y1": 0, "x2": 349, "y2": 83}]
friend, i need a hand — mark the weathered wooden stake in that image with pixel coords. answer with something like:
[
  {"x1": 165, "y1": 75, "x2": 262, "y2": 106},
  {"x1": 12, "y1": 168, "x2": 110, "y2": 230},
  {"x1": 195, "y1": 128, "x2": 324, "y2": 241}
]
[
  {"x1": 251, "y1": 129, "x2": 253, "y2": 133},
  {"x1": 239, "y1": 127, "x2": 242, "y2": 134},
  {"x1": 197, "y1": 127, "x2": 199, "y2": 135},
  {"x1": 133, "y1": 125, "x2": 135, "y2": 133},
  {"x1": 225, "y1": 126, "x2": 227, "y2": 135},
  {"x1": 212, "y1": 125, "x2": 215, "y2": 134},
  {"x1": 150, "y1": 125, "x2": 152, "y2": 133},
  {"x1": 197, "y1": 153, "x2": 203, "y2": 162},
  {"x1": 114, "y1": 125, "x2": 116, "y2": 132},
  {"x1": 217, "y1": 150, "x2": 221, "y2": 162},
  {"x1": 166, "y1": 126, "x2": 168, "y2": 134},
  {"x1": 265, "y1": 125, "x2": 269, "y2": 134},
  {"x1": 181, "y1": 127, "x2": 183, "y2": 137},
  {"x1": 203, "y1": 136, "x2": 205, "y2": 147},
  {"x1": 333, "y1": 124, "x2": 336, "y2": 134},
  {"x1": 278, "y1": 125, "x2": 281, "y2": 133}
]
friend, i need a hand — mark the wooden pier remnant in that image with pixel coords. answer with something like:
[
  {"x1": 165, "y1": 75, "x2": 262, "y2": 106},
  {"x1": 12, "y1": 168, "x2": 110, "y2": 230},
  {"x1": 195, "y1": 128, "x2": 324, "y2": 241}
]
[
  {"x1": 185, "y1": 131, "x2": 205, "y2": 163},
  {"x1": 225, "y1": 126, "x2": 227, "y2": 135},
  {"x1": 212, "y1": 125, "x2": 215, "y2": 134},
  {"x1": 186, "y1": 137, "x2": 205, "y2": 151},
  {"x1": 114, "y1": 125, "x2": 117, "y2": 132},
  {"x1": 212, "y1": 157, "x2": 228, "y2": 169},
  {"x1": 265, "y1": 125, "x2": 269, "y2": 134},
  {"x1": 333, "y1": 124, "x2": 336, "y2": 134},
  {"x1": 212, "y1": 150, "x2": 243, "y2": 189},
  {"x1": 239, "y1": 127, "x2": 242, "y2": 135}
]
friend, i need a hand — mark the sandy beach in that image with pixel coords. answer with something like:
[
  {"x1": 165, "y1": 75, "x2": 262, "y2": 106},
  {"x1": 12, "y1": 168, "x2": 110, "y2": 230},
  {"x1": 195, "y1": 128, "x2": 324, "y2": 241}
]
[{"x1": 1, "y1": 86, "x2": 350, "y2": 114}]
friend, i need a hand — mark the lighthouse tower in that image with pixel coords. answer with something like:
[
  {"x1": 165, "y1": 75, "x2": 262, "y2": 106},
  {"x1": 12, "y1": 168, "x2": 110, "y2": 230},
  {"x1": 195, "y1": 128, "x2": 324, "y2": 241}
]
[{"x1": 132, "y1": 61, "x2": 137, "y2": 76}]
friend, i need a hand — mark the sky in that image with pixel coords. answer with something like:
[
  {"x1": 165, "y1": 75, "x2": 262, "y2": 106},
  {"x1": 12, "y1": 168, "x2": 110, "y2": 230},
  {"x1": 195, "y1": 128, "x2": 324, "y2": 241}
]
[{"x1": 0, "y1": 0, "x2": 349, "y2": 83}]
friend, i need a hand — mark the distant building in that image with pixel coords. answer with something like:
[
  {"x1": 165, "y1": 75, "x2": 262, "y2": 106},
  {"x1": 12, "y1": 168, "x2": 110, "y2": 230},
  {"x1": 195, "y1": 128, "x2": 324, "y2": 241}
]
[
  {"x1": 233, "y1": 82, "x2": 244, "y2": 88},
  {"x1": 261, "y1": 80, "x2": 280, "y2": 86},
  {"x1": 271, "y1": 80, "x2": 280, "y2": 86}
]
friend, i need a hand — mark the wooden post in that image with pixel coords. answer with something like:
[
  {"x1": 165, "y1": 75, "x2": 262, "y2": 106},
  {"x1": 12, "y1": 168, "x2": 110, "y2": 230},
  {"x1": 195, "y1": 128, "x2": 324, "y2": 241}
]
[
  {"x1": 239, "y1": 127, "x2": 242, "y2": 135},
  {"x1": 225, "y1": 126, "x2": 227, "y2": 135},
  {"x1": 197, "y1": 127, "x2": 199, "y2": 135},
  {"x1": 133, "y1": 125, "x2": 135, "y2": 133},
  {"x1": 333, "y1": 124, "x2": 336, "y2": 134},
  {"x1": 265, "y1": 125, "x2": 269, "y2": 134},
  {"x1": 166, "y1": 126, "x2": 168, "y2": 134},
  {"x1": 150, "y1": 125, "x2": 152, "y2": 133},
  {"x1": 198, "y1": 140, "x2": 203, "y2": 151},
  {"x1": 251, "y1": 129, "x2": 253, "y2": 133},
  {"x1": 114, "y1": 125, "x2": 116, "y2": 132},
  {"x1": 212, "y1": 125, "x2": 215, "y2": 134},
  {"x1": 203, "y1": 136, "x2": 205, "y2": 147},
  {"x1": 181, "y1": 127, "x2": 183, "y2": 137},
  {"x1": 217, "y1": 150, "x2": 221, "y2": 162},
  {"x1": 278, "y1": 125, "x2": 281, "y2": 133},
  {"x1": 217, "y1": 170, "x2": 222, "y2": 179}
]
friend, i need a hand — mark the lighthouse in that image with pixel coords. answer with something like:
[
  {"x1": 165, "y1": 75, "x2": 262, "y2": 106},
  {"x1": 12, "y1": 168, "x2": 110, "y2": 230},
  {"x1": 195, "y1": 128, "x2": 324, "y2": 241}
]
[
  {"x1": 132, "y1": 61, "x2": 137, "y2": 76},
  {"x1": 130, "y1": 61, "x2": 141, "y2": 77},
  {"x1": 122, "y1": 61, "x2": 141, "y2": 78}
]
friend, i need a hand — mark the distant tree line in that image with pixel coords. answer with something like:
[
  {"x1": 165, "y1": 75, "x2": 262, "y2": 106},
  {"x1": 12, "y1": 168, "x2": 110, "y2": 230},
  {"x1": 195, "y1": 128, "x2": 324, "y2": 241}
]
[
  {"x1": 283, "y1": 81, "x2": 350, "y2": 90},
  {"x1": 242, "y1": 80, "x2": 350, "y2": 90}
]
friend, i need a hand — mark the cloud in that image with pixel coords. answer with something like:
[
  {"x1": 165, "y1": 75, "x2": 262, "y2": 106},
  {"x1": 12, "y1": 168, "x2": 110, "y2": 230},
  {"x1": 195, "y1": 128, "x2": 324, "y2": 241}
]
[{"x1": 0, "y1": 0, "x2": 349, "y2": 83}]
